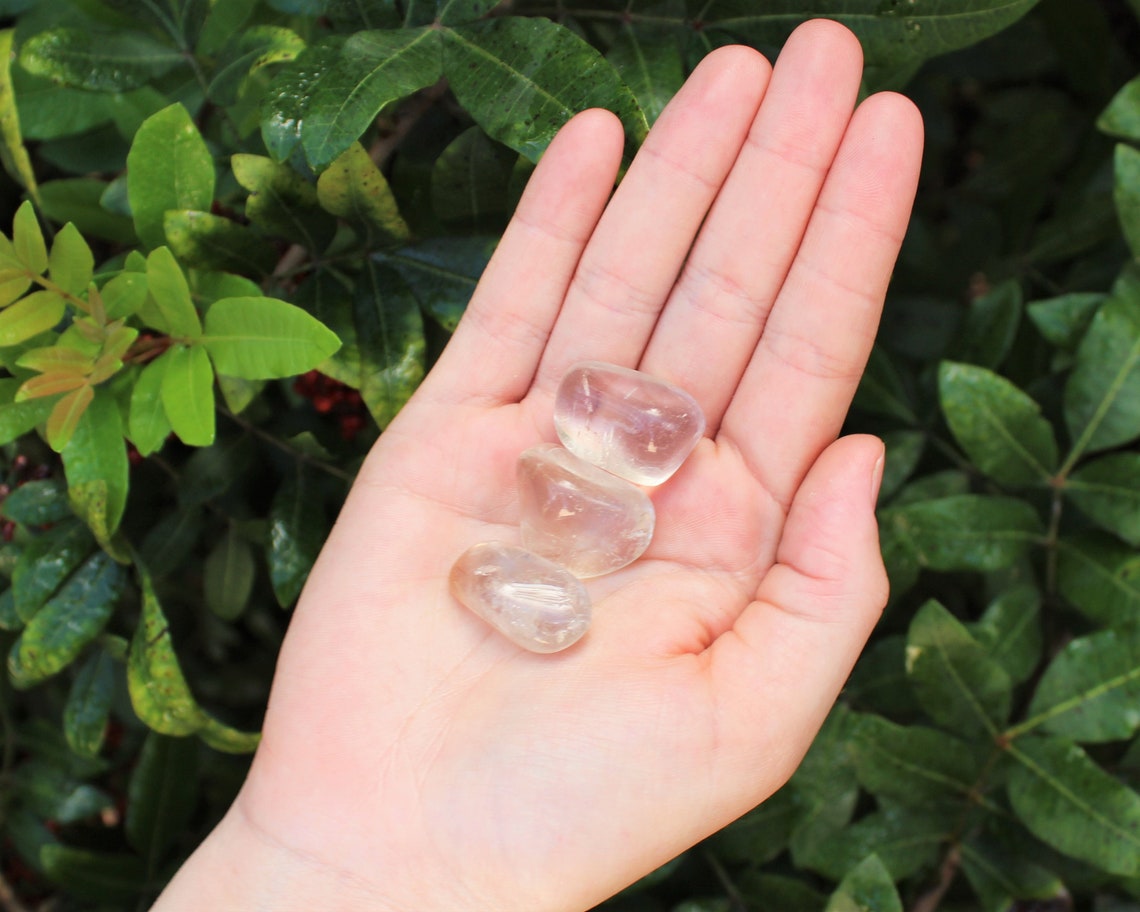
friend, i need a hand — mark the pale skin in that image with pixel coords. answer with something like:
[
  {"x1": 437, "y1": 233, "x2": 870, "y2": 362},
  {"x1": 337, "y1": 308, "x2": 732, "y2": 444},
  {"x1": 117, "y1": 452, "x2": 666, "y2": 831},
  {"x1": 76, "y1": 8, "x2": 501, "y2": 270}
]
[{"x1": 154, "y1": 20, "x2": 923, "y2": 912}]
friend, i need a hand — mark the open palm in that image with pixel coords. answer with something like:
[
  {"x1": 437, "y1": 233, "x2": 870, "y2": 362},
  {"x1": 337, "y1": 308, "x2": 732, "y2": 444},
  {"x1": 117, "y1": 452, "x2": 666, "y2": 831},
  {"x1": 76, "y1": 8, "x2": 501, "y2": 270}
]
[{"x1": 156, "y1": 20, "x2": 923, "y2": 912}]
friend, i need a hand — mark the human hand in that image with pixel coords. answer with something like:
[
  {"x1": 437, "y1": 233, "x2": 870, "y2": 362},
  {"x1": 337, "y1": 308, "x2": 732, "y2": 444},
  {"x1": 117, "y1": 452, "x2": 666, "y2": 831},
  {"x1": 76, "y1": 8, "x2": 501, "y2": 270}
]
[{"x1": 155, "y1": 19, "x2": 922, "y2": 912}]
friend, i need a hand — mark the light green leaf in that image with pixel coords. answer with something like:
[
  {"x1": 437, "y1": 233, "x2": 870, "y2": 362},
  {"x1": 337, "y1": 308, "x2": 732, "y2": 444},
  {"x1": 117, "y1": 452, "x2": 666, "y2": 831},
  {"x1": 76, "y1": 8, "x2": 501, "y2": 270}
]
[
  {"x1": 317, "y1": 141, "x2": 411, "y2": 241},
  {"x1": 12, "y1": 199, "x2": 47, "y2": 275},
  {"x1": 129, "y1": 355, "x2": 173, "y2": 456},
  {"x1": 7, "y1": 552, "x2": 125, "y2": 689},
  {"x1": 878, "y1": 495, "x2": 1042, "y2": 573},
  {"x1": 204, "y1": 525, "x2": 254, "y2": 621},
  {"x1": 442, "y1": 17, "x2": 649, "y2": 163},
  {"x1": 1057, "y1": 532, "x2": 1140, "y2": 627},
  {"x1": 906, "y1": 599, "x2": 1012, "y2": 737},
  {"x1": 267, "y1": 470, "x2": 326, "y2": 607},
  {"x1": 163, "y1": 210, "x2": 277, "y2": 277},
  {"x1": 1117, "y1": 143, "x2": 1140, "y2": 259},
  {"x1": 127, "y1": 104, "x2": 216, "y2": 250},
  {"x1": 1067, "y1": 453, "x2": 1140, "y2": 546},
  {"x1": 63, "y1": 648, "x2": 115, "y2": 757},
  {"x1": 47, "y1": 223, "x2": 93, "y2": 298},
  {"x1": 824, "y1": 855, "x2": 902, "y2": 912},
  {"x1": 1064, "y1": 285, "x2": 1140, "y2": 461},
  {"x1": 197, "y1": 716, "x2": 260, "y2": 754},
  {"x1": 1021, "y1": 628, "x2": 1140, "y2": 743},
  {"x1": 939, "y1": 361, "x2": 1057, "y2": 485},
  {"x1": 0, "y1": 290, "x2": 65, "y2": 347},
  {"x1": 46, "y1": 382, "x2": 93, "y2": 453},
  {"x1": 232, "y1": 153, "x2": 336, "y2": 251},
  {"x1": 0, "y1": 30, "x2": 39, "y2": 203},
  {"x1": 202, "y1": 296, "x2": 341, "y2": 379},
  {"x1": 1100, "y1": 74, "x2": 1140, "y2": 143},
  {"x1": 606, "y1": 21, "x2": 685, "y2": 127},
  {"x1": 126, "y1": 733, "x2": 199, "y2": 866},
  {"x1": 970, "y1": 584, "x2": 1041, "y2": 685},
  {"x1": 61, "y1": 390, "x2": 129, "y2": 546},
  {"x1": 0, "y1": 377, "x2": 55, "y2": 444},
  {"x1": 161, "y1": 345, "x2": 214, "y2": 447},
  {"x1": 143, "y1": 246, "x2": 201, "y2": 338},
  {"x1": 102, "y1": 271, "x2": 148, "y2": 320},
  {"x1": 19, "y1": 28, "x2": 184, "y2": 92},
  {"x1": 1007, "y1": 734, "x2": 1140, "y2": 876},
  {"x1": 354, "y1": 260, "x2": 424, "y2": 428},
  {"x1": 381, "y1": 235, "x2": 493, "y2": 331}
]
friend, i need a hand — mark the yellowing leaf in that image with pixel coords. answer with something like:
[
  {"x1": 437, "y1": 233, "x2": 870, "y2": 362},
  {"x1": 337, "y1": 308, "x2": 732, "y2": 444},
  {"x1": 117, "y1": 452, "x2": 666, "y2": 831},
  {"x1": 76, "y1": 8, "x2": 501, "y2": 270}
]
[
  {"x1": 46, "y1": 382, "x2": 93, "y2": 452},
  {"x1": 0, "y1": 30, "x2": 39, "y2": 204}
]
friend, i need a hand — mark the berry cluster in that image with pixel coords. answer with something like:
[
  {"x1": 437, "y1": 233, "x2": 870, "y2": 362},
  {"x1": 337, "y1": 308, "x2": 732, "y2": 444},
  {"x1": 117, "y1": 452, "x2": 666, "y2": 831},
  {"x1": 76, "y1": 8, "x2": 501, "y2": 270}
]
[{"x1": 292, "y1": 371, "x2": 369, "y2": 442}]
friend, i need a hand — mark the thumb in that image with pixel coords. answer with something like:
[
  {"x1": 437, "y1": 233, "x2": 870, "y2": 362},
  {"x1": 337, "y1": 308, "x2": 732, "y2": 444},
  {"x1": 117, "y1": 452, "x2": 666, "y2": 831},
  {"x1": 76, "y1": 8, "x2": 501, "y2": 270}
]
[{"x1": 709, "y1": 433, "x2": 888, "y2": 792}]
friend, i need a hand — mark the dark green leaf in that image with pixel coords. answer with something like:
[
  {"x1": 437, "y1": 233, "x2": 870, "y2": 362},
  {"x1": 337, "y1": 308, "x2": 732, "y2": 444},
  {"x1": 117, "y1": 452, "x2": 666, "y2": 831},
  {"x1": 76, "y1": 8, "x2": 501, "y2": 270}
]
[
  {"x1": 803, "y1": 801, "x2": 948, "y2": 882},
  {"x1": 852, "y1": 345, "x2": 916, "y2": 422},
  {"x1": 712, "y1": 785, "x2": 801, "y2": 866},
  {"x1": 845, "y1": 636, "x2": 920, "y2": 717},
  {"x1": 1027, "y1": 292, "x2": 1105, "y2": 351},
  {"x1": 949, "y1": 279, "x2": 1023, "y2": 369},
  {"x1": 326, "y1": 0, "x2": 400, "y2": 30},
  {"x1": 441, "y1": 17, "x2": 649, "y2": 163},
  {"x1": 1056, "y1": 532, "x2": 1140, "y2": 627},
  {"x1": 938, "y1": 361, "x2": 1057, "y2": 485},
  {"x1": 1117, "y1": 143, "x2": 1140, "y2": 259},
  {"x1": 232, "y1": 153, "x2": 336, "y2": 251},
  {"x1": 316, "y1": 141, "x2": 411, "y2": 241},
  {"x1": 163, "y1": 210, "x2": 278, "y2": 277},
  {"x1": 788, "y1": 708, "x2": 859, "y2": 870},
  {"x1": 1, "y1": 478, "x2": 72, "y2": 525},
  {"x1": 381, "y1": 235, "x2": 493, "y2": 331},
  {"x1": 39, "y1": 845, "x2": 146, "y2": 903},
  {"x1": 959, "y1": 834, "x2": 1067, "y2": 911},
  {"x1": 11, "y1": 520, "x2": 94, "y2": 623},
  {"x1": 37, "y1": 178, "x2": 137, "y2": 245},
  {"x1": 127, "y1": 104, "x2": 215, "y2": 250},
  {"x1": 126, "y1": 733, "x2": 199, "y2": 865},
  {"x1": 202, "y1": 295, "x2": 341, "y2": 378},
  {"x1": 138, "y1": 507, "x2": 203, "y2": 578},
  {"x1": 161, "y1": 344, "x2": 215, "y2": 447},
  {"x1": 1023, "y1": 628, "x2": 1140, "y2": 743},
  {"x1": 1067, "y1": 453, "x2": 1140, "y2": 546},
  {"x1": 61, "y1": 390, "x2": 129, "y2": 547},
  {"x1": 1064, "y1": 286, "x2": 1140, "y2": 459},
  {"x1": 7, "y1": 552, "x2": 125, "y2": 689},
  {"x1": 63, "y1": 647, "x2": 115, "y2": 757},
  {"x1": 1100, "y1": 74, "x2": 1140, "y2": 143},
  {"x1": 437, "y1": 0, "x2": 498, "y2": 24},
  {"x1": 876, "y1": 430, "x2": 924, "y2": 504},
  {"x1": 430, "y1": 127, "x2": 516, "y2": 229},
  {"x1": 970, "y1": 584, "x2": 1041, "y2": 685},
  {"x1": 907, "y1": 599, "x2": 1012, "y2": 736},
  {"x1": 204, "y1": 525, "x2": 255, "y2": 621},
  {"x1": 19, "y1": 28, "x2": 183, "y2": 92},
  {"x1": 1007, "y1": 734, "x2": 1140, "y2": 876},
  {"x1": 267, "y1": 470, "x2": 326, "y2": 607},
  {"x1": 824, "y1": 855, "x2": 902, "y2": 912},
  {"x1": 606, "y1": 21, "x2": 685, "y2": 126},
  {"x1": 878, "y1": 495, "x2": 1042, "y2": 572}
]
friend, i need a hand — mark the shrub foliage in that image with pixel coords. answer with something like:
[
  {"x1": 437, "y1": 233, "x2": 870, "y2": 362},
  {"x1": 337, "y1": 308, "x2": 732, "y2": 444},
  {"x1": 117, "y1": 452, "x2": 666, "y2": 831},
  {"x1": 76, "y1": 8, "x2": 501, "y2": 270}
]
[{"x1": 0, "y1": 0, "x2": 1137, "y2": 909}]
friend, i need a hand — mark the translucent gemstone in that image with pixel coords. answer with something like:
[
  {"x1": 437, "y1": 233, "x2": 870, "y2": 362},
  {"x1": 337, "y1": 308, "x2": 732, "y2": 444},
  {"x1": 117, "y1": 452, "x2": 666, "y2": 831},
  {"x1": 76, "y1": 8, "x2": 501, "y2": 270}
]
[
  {"x1": 518, "y1": 444, "x2": 654, "y2": 578},
  {"x1": 449, "y1": 541, "x2": 591, "y2": 653},
  {"x1": 554, "y1": 361, "x2": 706, "y2": 486}
]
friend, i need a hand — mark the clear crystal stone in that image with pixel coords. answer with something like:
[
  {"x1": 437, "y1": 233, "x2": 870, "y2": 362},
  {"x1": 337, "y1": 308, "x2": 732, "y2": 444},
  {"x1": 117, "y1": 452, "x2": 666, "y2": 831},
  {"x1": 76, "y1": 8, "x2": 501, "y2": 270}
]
[
  {"x1": 449, "y1": 541, "x2": 591, "y2": 653},
  {"x1": 554, "y1": 361, "x2": 706, "y2": 486},
  {"x1": 518, "y1": 444, "x2": 655, "y2": 578}
]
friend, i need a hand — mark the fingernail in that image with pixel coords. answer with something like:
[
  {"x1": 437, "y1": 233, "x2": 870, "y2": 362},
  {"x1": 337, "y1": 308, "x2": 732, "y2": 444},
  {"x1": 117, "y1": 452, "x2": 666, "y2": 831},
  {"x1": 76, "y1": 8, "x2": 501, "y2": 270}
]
[{"x1": 870, "y1": 453, "x2": 885, "y2": 507}]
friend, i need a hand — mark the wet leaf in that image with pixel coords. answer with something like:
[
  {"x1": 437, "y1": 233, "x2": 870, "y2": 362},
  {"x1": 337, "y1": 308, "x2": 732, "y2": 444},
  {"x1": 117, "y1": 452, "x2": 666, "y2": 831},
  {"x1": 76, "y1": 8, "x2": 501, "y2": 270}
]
[{"x1": 19, "y1": 28, "x2": 184, "y2": 92}]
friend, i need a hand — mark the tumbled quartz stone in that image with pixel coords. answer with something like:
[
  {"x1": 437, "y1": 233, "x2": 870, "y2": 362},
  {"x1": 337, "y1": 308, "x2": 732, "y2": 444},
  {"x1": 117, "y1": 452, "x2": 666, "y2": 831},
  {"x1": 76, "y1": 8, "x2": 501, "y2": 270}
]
[
  {"x1": 554, "y1": 361, "x2": 706, "y2": 486},
  {"x1": 518, "y1": 444, "x2": 655, "y2": 578},
  {"x1": 449, "y1": 541, "x2": 591, "y2": 653}
]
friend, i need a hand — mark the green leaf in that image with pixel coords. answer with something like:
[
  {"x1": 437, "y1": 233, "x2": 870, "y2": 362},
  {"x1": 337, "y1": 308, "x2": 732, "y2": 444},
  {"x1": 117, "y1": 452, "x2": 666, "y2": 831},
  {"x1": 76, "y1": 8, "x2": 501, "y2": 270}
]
[
  {"x1": 1026, "y1": 291, "x2": 1104, "y2": 351},
  {"x1": 906, "y1": 599, "x2": 1012, "y2": 736},
  {"x1": 315, "y1": 142, "x2": 410, "y2": 241},
  {"x1": 852, "y1": 345, "x2": 916, "y2": 423},
  {"x1": 1100, "y1": 74, "x2": 1140, "y2": 143},
  {"x1": 959, "y1": 834, "x2": 1067, "y2": 912},
  {"x1": 442, "y1": 17, "x2": 649, "y2": 163},
  {"x1": 11, "y1": 758, "x2": 112, "y2": 823},
  {"x1": 63, "y1": 647, "x2": 115, "y2": 757},
  {"x1": 1, "y1": 478, "x2": 72, "y2": 525},
  {"x1": 102, "y1": 271, "x2": 148, "y2": 321},
  {"x1": 11, "y1": 520, "x2": 95, "y2": 623},
  {"x1": 1116, "y1": 144, "x2": 1140, "y2": 259},
  {"x1": 849, "y1": 714, "x2": 982, "y2": 807},
  {"x1": 606, "y1": 22, "x2": 685, "y2": 127},
  {"x1": 1064, "y1": 284, "x2": 1140, "y2": 460},
  {"x1": 129, "y1": 354, "x2": 173, "y2": 456},
  {"x1": 1057, "y1": 532, "x2": 1140, "y2": 627},
  {"x1": 824, "y1": 855, "x2": 902, "y2": 912},
  {"x1": 160, "y1": 344, "x2": 215, "y2": 447},
  {"x1": 202, "y1": 296, "x2": 341, "y2": 379},
  {"x1": 788, "y1": 707, "x2": 859, "y2": 871},
  {"x1": 163, "y1": 210, "x2": 278, "y2": 277},
  {"x1": 938, "y1": 361, "x2": 1057, "y2": 485},
  {"x1": 878, "y1": 495, "x2": 1042, "y2": 573},
  {"x1": 949, "y1": 279, "x2": 1023, "y2": 370},
  {"x1": 380, "y1": 235, "x2": 493, "y2": 331},
  {"x1": 139, "y1": 507, "x2": 203, "y2": 578},
  {"x1": 431, "y1": 127, "x2": 517, "y2": 229},
  {"x1": 126, "y1": 733, "x2": 199, "y2": 866},
  {"x1": 801, "y1": 801, "x2": 948, "y2": 882},
  {"x1": 143, "y1": 246, "x2": 202, "y2": 338},
  {"x1": 61, "y1": 390, "x2": 129, "y2": 546},
  {"x1": 12, "y1": 200, "x2": 47, "y2": 275},
  {"x1": 0, "y1": 290, "x2": 65, "y2": 347},
  {"x1": 47, "y1": 223, "x2": 93, "y2": 297},
  {"x1": 7, "y1": 552, "x2": 125, "y2": 689},
  {"x1": 1007, "y1": 734, "x2": 1140, "y2": 876},
  {"x1": 0, "y1": 30, "x2": 39, "y2": 203},
  {"x1": 877, "y1": 430, "x2": 925, "y2": 504},
  {"x1": 267, "y1": 470, "x2": 325, "y2": 607},
  {"x1": 127, "y1": 104, "x2": 216, "y2": 250},
  {"x1": 1067, "y1": 453, "x2": 1140, "y2": 546},
  {"x1": 39, "y1": 845, "x2": 145, "y2": 903},
  {"x1": 204, "y1": 525, "x2": 255, "y2": 621},
  {"x1": 353, "y1": 260, "x2": 425, "y2": 427},
  {"x1": 970, "y1": 584, "x2": 1041, "y2": 685},
  {"x1": 713, "y1": 786, "x2": 801, "y2": 867},
  {"x1": 46, "y1": 382, "x2": 94, "y2": 453},
  {"x1": 0, "y1": 377, "x2": 55, "y2": 444},
  {"x1": 197, "y1": 716, "x2": 260, "y2": 754},
  {"x1": 19, "y1": 27, "x2": 184, "y2": 92},
  {"x1": 37, "y1": 178, "x2": 138, "y2": 245},
  {"x1": 1021, "y1": 628, "x2": 1140, "y2": 743},
  {"x1": 232, "y1": 153, "x2": 337, "y2": 251}
]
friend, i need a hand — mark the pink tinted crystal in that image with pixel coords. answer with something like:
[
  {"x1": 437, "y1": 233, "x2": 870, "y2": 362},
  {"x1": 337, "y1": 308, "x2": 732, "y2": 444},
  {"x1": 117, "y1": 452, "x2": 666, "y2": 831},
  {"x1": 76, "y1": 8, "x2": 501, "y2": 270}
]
[
  {"x1": 554, "y1": 361, "x2": 705, "y2": 486},
  {"x1": 518, "y1": 444, "x2": 654, "y2": 578},
  {"x1": 449, "y1": 541, "x2": 591, "y2": 653}
]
